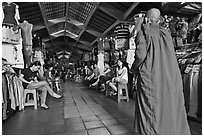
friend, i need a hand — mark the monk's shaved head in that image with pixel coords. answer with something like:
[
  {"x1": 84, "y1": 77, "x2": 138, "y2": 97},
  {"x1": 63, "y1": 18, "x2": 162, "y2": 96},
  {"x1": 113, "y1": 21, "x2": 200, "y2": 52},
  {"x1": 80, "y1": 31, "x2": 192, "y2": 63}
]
[{"x1": 146, "y1": 8, "x2": 161, "y2": 23}]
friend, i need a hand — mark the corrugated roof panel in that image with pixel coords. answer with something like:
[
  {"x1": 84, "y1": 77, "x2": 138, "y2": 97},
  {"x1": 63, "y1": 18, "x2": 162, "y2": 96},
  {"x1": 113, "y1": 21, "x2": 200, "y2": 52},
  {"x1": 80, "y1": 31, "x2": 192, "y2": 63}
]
[
  {"x1": 17, "y1": 2, "x2": 45, "y2": 25},
  {"x1": 87, "y1": 8, "x2": 117, "y2": 33},
  {"x1": 42, "y1": 2, "x2": 66, "y2": 20},
  {"x1": 108, "y1": 2, "x2": 133, "y2": 12},
  {"x1": 66, "y1": 22, "x2": 82, "y2": 35},
  {"x1": 80, "y1": 31, "x2": 97, "y2": 43},
  {"x1": 49, "y1": 22, "x2": 65, "y2": 34},
  {"x1": 67, "y1": 2, "x2": 95, "y2": 24}
]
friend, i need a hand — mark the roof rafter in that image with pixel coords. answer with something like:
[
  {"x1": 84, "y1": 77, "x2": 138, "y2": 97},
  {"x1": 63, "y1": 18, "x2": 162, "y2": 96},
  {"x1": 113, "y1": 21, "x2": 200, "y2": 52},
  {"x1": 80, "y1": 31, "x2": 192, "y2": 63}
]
[
  {"x1": 123, "y1": 2, "x2": 140, "y2": 20},
  {"x1": 64, "y1": 3, "x2": 70, "y2": 36},
  {"x1": 38, "y1": 2, "x2": 53, "y2": 46},
  {"x1": 91, "y1": 20, "x2": 121, "y2": 45},
  {"x1": 93, "y1": 2, "x2": 124, "y2": 20}
]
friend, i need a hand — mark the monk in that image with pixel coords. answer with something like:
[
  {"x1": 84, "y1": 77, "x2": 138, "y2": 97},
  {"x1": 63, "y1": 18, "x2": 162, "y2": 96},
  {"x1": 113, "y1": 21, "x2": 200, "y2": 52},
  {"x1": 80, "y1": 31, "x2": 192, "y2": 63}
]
[{"x1": 131, "y1": 8, "x2": 191, "y2": 135}]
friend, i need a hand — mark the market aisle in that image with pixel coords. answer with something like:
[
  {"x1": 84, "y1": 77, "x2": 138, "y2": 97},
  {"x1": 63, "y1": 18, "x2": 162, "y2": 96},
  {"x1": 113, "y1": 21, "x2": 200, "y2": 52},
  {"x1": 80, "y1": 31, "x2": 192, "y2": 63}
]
[{"x1": 2, "y1": 80, "x2": 202, "y2": 135}]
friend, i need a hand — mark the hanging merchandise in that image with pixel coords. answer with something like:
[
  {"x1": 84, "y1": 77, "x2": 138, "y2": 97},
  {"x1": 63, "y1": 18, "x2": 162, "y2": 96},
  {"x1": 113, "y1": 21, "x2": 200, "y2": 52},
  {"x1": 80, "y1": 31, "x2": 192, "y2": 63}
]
[
  {"x1": 19, "y1": 20, "x2": 33, "y2": 67},
  {"x1": 115, "y1": 38, "x2": 129, "y2": 50},
  {"x1": 89, "y1": 53, "x2": 93, "y2": 62},
  {"x1": 104, "y1": 38, "x2": 110, "y2": 51},
  {"x1": 188, "y1": 65, "x2": 200, "y2": 118},
  {"x1": 2, "y1": 39, "x2": 24, "y2": 69},
  {"x1": 109, "y1": 38, "x2": 115, "y2": 50},
  {"x1": 104, "y1": 52, "x2": 110, "y2": 62},
  {"x1": 2, "y1": 63, "x2": 24, "y2": 120},
  {"x1": 19, "y1": 20, "x2": 33, "y2": 46},
  {"x1": 2, "y1": 2, "x2": 21, "y2": 44},
  {"x1": 2, "y1": 25, "x2": 21, "y2": 45},
  {"x1": 188, "y1": 13, "x2": 202, "y2": 31},
  {"x1": 178, "y1": 18, "x2": 188, "y2": 44},
  {"x1": 83, "y1": 53, "x2": 90, "y2": 62},
  {"x1": 126, "y1": 49, "x2": 135, "y2": 68},
  {"x1": 177, "y1": 47, "x2": 202, "y2": 119},
  {"x1": 175, "y1": 37, "x2": 184, "y2": 48},
  {"x1": 33, "y1": 49, "x2": 44, "y2": 66},
  {"x1": 114, "y1": 23, "x2": 130, "y2": 50},
  {"x1": 115, "y1": 23, "x2": 130, "y2": 39},
  {"x1": 97, "y1": 52, "x2": 104, "y2": 74},
  {"x1": 32, "y1": 35, "x2": 42, "y2": 49},
  {"x1": 93, "y1": 47, "x2": 98, "y2": 56},
  {"x1": 97, "y1": 39, "x2": 104, "y2": 52},
  {"x1": 2, "y1": 2, "x2": 20, "y2": 26},
  {"x1": 129, "y1": 37, "x2": 136, "y2": 49}
]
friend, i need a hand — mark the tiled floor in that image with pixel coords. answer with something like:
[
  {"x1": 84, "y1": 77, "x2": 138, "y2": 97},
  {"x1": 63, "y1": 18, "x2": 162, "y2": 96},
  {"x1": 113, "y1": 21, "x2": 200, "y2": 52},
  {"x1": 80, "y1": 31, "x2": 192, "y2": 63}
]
[{"x1": 2, "y1": 81, "x2": 202, "y2": 135}]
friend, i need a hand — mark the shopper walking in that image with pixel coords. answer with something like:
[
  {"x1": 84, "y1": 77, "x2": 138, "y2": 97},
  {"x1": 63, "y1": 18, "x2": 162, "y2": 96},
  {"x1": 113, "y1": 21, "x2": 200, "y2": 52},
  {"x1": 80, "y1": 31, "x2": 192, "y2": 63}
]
[
  {"x1": 19, "y1": 61, "x2": 62, "y2": 109},
  {"x1": 131, "y1": 8, "x2": 191, "y2": 135}
]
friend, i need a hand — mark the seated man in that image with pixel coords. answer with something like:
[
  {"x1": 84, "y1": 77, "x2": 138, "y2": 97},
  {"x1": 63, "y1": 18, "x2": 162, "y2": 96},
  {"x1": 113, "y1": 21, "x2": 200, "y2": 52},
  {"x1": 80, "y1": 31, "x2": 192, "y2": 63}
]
[{"x1": 19, "y1": 61, "x2": 62, "y2": 109}]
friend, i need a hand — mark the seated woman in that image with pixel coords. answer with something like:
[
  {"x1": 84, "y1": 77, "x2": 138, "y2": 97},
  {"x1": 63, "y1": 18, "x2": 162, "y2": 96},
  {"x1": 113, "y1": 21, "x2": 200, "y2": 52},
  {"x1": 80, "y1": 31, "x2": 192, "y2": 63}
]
[
  {"x1": 90, "y1": 62, "x2": 113, "y2": 91},
  {"x1": 88, "y1": 64, "x2": 100, "y2": 85},
  {"x1": 108, "y1": 59, "x2": 128, "y2": 95},
  {"x1": 84, "y1": 66, "x2": 94, "y2": 81},
  {"x1": 44, "y1": 65, "x2": 61, "y2": 92}
]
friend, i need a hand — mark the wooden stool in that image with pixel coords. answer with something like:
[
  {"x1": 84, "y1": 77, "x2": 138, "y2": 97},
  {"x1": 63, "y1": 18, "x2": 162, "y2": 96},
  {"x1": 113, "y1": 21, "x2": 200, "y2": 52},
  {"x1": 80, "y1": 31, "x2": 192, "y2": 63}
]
[
  {"x1": 24, "y1": 89, "x2": 38, "y2": 109},
  {"x1": 105, "y1": 83, "x2": 111, "y2": 96},
  {"x1": 117, "y1": 84, "x2": 129, "y2": 103}
]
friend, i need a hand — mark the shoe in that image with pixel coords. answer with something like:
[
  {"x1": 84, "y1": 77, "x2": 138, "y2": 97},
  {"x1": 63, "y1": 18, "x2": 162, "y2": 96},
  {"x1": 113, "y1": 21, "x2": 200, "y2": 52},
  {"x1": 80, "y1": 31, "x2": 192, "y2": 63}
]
[
  {"x1": 113, "y1": 93, "x2": 117, "y2": 96},
  {"x1": 53, "y1": 93, "x2": 62, "y2": 98},
  {"x1": 89, "y1": 84, "x2": 92, "y2": 88},
  {"x1": 101, "y1": 88, "x2": 106, "y2": 92},
  {"x1": 41, "y1": 104, "x2": 49, "y2": 109}
]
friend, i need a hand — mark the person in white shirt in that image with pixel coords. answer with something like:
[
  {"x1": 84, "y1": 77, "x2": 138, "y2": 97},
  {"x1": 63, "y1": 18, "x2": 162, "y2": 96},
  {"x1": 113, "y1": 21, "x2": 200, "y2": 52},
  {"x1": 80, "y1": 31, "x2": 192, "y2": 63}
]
[{"x1": 108, "y1": 59, "x2": 128, "y2": 95}]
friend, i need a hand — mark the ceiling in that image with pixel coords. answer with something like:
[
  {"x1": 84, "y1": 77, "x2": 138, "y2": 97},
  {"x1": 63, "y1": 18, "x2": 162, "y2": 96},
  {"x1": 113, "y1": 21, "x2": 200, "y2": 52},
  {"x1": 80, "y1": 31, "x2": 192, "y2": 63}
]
[{"x1": 15, "y1": 2, "x2": 202, "y2": 62}]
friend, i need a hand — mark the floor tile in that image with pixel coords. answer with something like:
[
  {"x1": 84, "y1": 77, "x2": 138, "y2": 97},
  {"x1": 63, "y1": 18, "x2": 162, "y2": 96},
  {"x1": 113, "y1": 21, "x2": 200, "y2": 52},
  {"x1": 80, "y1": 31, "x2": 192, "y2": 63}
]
[
  {"x1": 97, "y1": 114, "x2": 115, "y2": 120},
  {"x1": 64, "y1": 103, "x2": 76, "y2": 106},
  {"x1": 65, "y1": 117, "x2": 83, "y2": 124},
  {"x1": 124, "y1": 123, "x2": 135, "y2": 132},
  {"x1": 117, "y1": 117, "x2": 133, "y2": 124},
  {"x1": 88, "y1": 127, "x2": 111, "y2": 135},
  {"x1": 2, "y1": 81, "x2": 202, "y2": 135},
  {"x1": 62, "y1": 130, "x2": 88, "y2": 135},
  {"x1": 84, "y1": 121, "x2": 104, "y2": 129},
  {"x1": 107, "y1": 125, "x2": 129, "y2": 135},
  {"x1": 120, "y1": 132, "x2": 134, "y2": 135},
  {"x1": 111, "y1": 113, "x2": 127, "y2": 119},
  {"x1": 65, "y1": 122, "x2": 85, "y2": 131},
  {"x1": 132, "y1": 131, "x2": 141, "y2": 135},
  {"x1": 43, "y1": 124, "x2": 66, "y2": 135},
  {"x1": 101, "y1": 119, "x2": 120, "y2": 126},
  {"x1": 65, "y1": 114, "x2": 81, "y2": 118},
  {"x1": 3, "y1": 128, "x2": 44, "y2": 135},
  {"x1": 80, "y1": 112, "x2": 95, "y2": 117},
  {"x1": 81, "y1": 115, "x2": 99, "y2": 122}
]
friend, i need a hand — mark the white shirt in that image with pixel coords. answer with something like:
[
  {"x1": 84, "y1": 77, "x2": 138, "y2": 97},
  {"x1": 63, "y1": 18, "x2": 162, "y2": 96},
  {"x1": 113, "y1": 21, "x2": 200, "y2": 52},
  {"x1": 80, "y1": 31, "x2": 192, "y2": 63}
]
[{"x1": 117, "y1": 66, "x2": 128, "y2": 81}]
